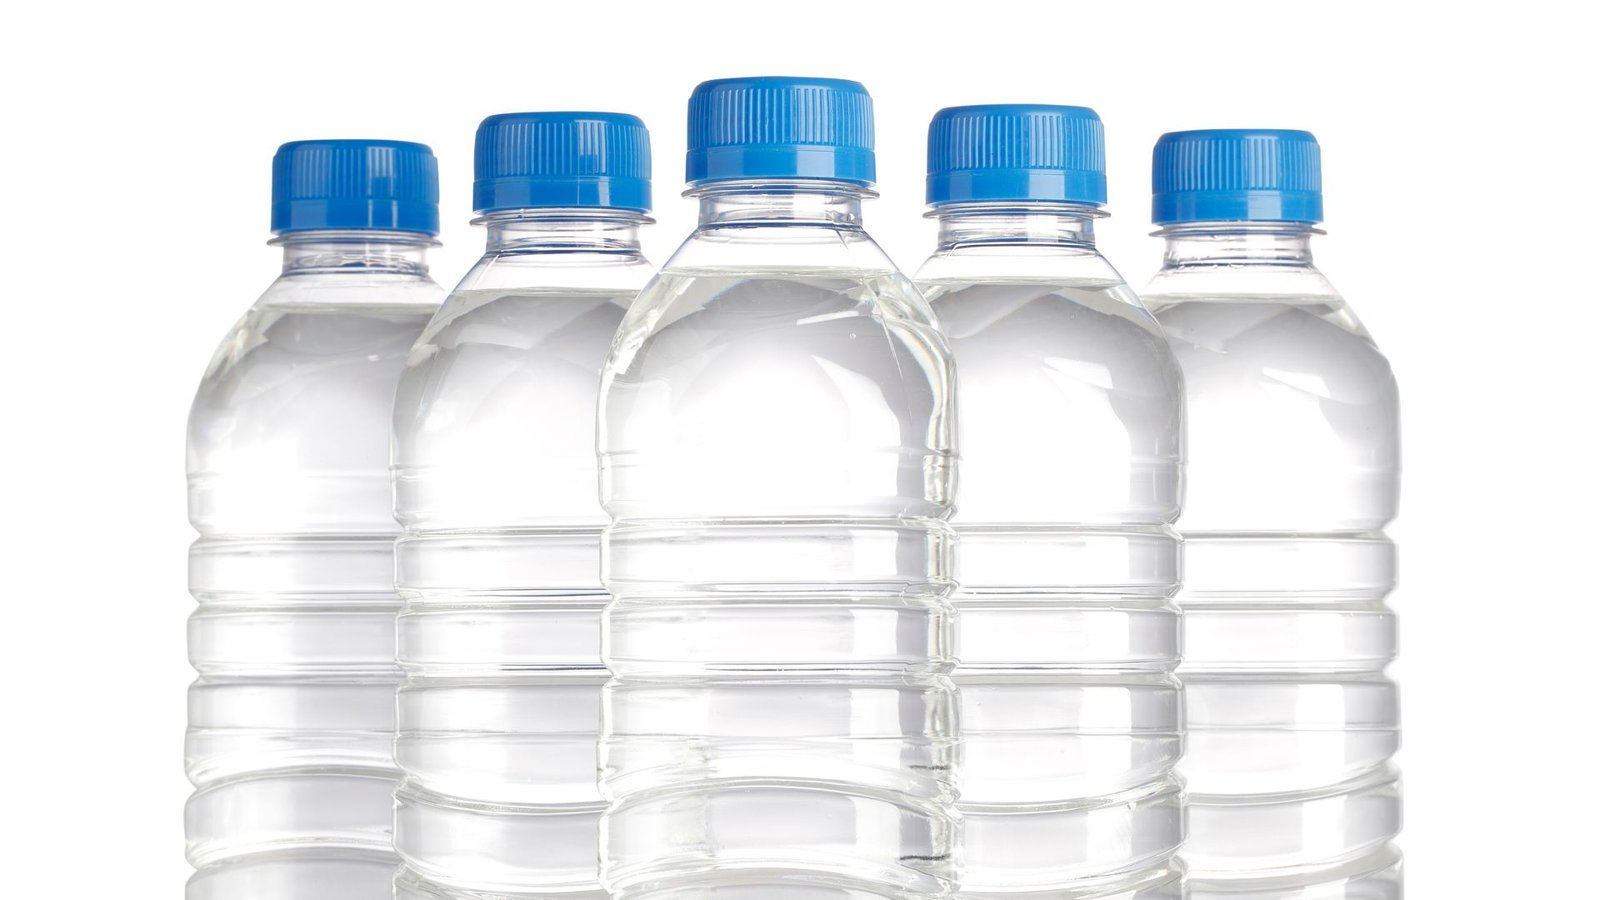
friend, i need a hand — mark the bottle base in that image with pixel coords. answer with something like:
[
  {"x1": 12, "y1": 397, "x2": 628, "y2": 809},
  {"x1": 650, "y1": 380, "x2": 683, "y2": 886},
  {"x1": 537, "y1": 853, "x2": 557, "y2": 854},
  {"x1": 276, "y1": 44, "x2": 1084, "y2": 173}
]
[
  {"x1": 959, "y1": 778, "x2": 1184, "y2": 892},
  {"x1": 395, "y1": 865, "x2": 609, "y2": 900},
  {"x1": 187, "y1": 847, "x2": 397, "y2": 900},
  {"x1": 1186, "y1": 846, "x2": 1402, "y2": 900},
  {"x1": 957, "y1": 860, "x2": 1186, "y2": 898},
  {"x1": 393, "y1": 780, "x2": 604, "y2": 895}
]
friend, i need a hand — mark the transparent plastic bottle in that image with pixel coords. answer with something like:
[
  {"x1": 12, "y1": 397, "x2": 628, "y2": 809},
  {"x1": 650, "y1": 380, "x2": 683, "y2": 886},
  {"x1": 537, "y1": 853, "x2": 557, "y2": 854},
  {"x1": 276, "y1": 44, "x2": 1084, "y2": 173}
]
[
  {"x1": 596, "y1": 77, "x2": 959, "y2": 899},
  {"x1": 1140, "y1": 130, "x2": 1402, "y2": 899},
  {"x1": 389, "y1": 112, "x2": 655, "y2": 899},
  {"x1": 185, "y1": 139, "x2": 443, "y2": 900},
  {"x1": 914, "y1": 105, "x2": 1185, "y2": 900}
]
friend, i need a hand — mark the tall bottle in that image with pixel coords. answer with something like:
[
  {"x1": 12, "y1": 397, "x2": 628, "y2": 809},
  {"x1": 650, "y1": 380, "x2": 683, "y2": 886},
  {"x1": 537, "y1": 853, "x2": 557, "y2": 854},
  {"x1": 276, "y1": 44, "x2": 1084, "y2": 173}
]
[
  {"x1": 389, "y1": 112, "x2": 655, "y2": 899},
  {"x1": 1141, "y1": 130, "x2": 1402, "y2": 899},
  {"x1": 185, "y1": 140, "x2": 443, "y2": 900},
  {"x1": 914, "y1": 105, "x2": 1185, "y2": 899},
  {"x1": 596, "y1": 77, "x2": 959, "y2": 898}
]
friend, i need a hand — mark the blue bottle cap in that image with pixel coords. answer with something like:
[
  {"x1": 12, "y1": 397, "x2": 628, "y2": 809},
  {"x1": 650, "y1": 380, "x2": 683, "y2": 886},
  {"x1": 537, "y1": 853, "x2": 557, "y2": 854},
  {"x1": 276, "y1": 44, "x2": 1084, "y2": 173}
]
[
  {"x1": 1152, "y1": 129, "x2": 1323, "y2": 225},
  {"x1": 474, "y1": 112, "x2": 652, "y2": 214},
  {"x1": 926, "y1": 104, "x2": 1107, "y2": 207},
  {"x1": 271, "y1": 139, "x2": 440, "y2": 236},
  {"x1": 686, "y1": 76, "x2": 875, "y2": 186}
]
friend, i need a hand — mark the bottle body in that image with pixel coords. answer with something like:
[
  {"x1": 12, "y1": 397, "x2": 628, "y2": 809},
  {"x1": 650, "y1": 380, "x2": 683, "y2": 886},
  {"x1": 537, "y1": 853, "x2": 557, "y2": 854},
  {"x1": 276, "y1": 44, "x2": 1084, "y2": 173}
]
[
  {"x1": 916, "y1": 207, "x2": 1185, "y2": 899},
  {"x1": 597, "y1": 184, "x2": 959, "y2": 898},
  {"x1": 185, "y1": 233, "x2": 441, "y2": 900},
  {"x1": 1143, "y1": 226, "x2": 1401, "y2": 898},
  {"x1": 391, "y1": 215, "x2": 653, "y2": 898}
]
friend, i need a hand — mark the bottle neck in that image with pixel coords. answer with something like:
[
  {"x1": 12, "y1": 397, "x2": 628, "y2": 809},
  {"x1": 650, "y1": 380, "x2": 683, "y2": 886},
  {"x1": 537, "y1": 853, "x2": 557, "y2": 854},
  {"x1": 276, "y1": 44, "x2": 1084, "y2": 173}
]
[
  {"x1": 479, "y1": 209, "x2": 649, "y2": 255},
  {"x1": 1157, "y1": 222, "x2": 1318, "y2": 268},
  {"x1": 274, "y1": 230, "x2": 433, "y2": 276},
  {"x1": 692, "y1": 180, "x2": 869, "y2": 228},
  {"x1": 932, "y1": 202, "x2": 1101, "y2": 250}
]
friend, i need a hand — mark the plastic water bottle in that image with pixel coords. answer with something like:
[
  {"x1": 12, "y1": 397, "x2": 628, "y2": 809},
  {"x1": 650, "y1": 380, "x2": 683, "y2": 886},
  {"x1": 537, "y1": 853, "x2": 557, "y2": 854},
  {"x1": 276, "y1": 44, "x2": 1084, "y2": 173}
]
[
  {"x1": 185, "y1": 140, "x2": 443, "y2": 900},
  {"x1": 389, "y1": 112, "x2": 655, "y2": 899},
  {"x1": 596, "y1": 77, "x2": 959, "y2": 898},
  {"x1": 914, "y1": 105, "x2": 1186, "y2": 899},
  {"x1": 1141, "y1": 130, "x2": 1402, "y2": 899}
]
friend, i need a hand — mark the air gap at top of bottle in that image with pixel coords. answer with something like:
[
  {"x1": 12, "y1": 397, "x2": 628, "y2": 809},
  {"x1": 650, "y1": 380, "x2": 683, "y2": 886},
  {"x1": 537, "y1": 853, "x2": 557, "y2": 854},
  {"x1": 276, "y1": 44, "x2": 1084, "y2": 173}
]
[{"x1": 595, "y1": 77, "x2": 960, "y2": 898}]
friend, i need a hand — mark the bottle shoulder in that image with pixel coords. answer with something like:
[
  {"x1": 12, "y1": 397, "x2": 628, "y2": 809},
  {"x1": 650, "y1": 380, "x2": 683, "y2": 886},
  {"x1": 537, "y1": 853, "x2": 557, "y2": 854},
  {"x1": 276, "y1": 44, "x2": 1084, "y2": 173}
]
[
  {"x1": 917, "y1": 251, "x2": 1174, "y2": 385},
  {"x1": 411, "y1": 256, "x2": 650, "y2": 358},
  {"x1": 186, "y1": 279, "x2": 436, "y2": 534},
  {"x1": 1145, "y1": 263, "x2": 1366, "y2": 321},
  {"x1": 396, "y1": 255, "x2": 655, "y2": 427},
  {"x1": 1146, "y1": 273, "x2": 1400, "y2": 531},
  {"x1": 915, "y1": 243, "x2": 1132, "y2": 290},
  {"x1": 918, "y1": 269, "x2": 1172, "y2": 373},
  {"x1": 446, "y1": 248, "x2": 655, "y2": 295},
  {"x1": 194, "y1": 278, "x2": 439, "y2": 398},
  {"x1": 615, "y1": 224, "x2": 942, "y2": 362},
  {"x1": 390, "y1": 261, "x2": 653, "y2": 530},
  {"x1": 248, "y1": 270, "x2": 444, "y2": 312},
  {"x1": 656, "y1": 223, "x2": 911, "y2": 288},
  {"x1": 597, "y1": 239, "x2": 955, "y2": 522},
  {"x1": 392, "y1": 285, "x2": 632, "y2": 461},
  {"x1": 917, "y1": 266, "x2": 1184, "y2": 526},
  {"x1": 608, "y1": 262, "x2": 946, "y2": 379}
]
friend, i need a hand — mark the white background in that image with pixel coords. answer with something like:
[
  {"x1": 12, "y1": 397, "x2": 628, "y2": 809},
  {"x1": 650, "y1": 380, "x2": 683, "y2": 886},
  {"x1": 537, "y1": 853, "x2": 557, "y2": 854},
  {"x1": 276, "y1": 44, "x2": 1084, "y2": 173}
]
[{"x1": 2, "y1": 1, "x2": 1592, "y2": 895}]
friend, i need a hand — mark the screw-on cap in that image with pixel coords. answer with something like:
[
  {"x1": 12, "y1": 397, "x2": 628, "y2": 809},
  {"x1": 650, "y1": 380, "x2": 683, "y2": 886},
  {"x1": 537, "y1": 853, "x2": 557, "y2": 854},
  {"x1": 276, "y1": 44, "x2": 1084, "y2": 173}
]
[
  {"x1": 474, "y1": 112, "x2": 652, "y2": 214},
  {"x1": 926, "y1": 104, "x2": 1107, "y2": 207},
  {"x1": 271, "y1": 139, "x2": 439, "y2": 236},
  {"x1": 686, "y1": 76, "x2": 875, "y2": 186},
  {"x1": 1152, "y1": 129, "x2": 1322, "y2": 225}
]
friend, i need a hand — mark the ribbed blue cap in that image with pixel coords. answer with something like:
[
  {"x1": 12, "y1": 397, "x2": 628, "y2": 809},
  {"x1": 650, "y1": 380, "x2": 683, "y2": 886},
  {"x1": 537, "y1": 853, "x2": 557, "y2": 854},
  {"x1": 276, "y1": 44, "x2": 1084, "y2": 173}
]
[
  {"x1": 686, "y1": 77, "x2": 875, "y2": 186},
  {"x1": 927, "y1": 104, "x2": 1107, "y2": 207},
  {"x1": 474, "y1": 112, "x2": 652, "y2": 214},
  {"x1": 1152, "y1": 129, "x2": 1323, "y2": 224},
  {"x1": 271, "y1": 139, "x2": 439, "y2": 236}
]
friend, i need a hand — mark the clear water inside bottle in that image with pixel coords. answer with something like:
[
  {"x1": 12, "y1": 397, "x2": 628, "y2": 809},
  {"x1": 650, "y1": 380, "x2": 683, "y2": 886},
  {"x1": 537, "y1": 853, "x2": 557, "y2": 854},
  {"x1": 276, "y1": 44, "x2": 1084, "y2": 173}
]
[
  {"x1": 916, "y1": 273, "x2": 1185, "y2": 899},
  {"x1": 1145, "y1": 289, "x2": 1401, "y2": 898},
  {"x1": 391, "y1": 284, "x2": 640, "y2": 898},
  {"x1": 598, "y1": 262, "x2": 958, "y2": 899},
  {"x1": 188, "y1": 287, "x2": 438, "y2": 900}
]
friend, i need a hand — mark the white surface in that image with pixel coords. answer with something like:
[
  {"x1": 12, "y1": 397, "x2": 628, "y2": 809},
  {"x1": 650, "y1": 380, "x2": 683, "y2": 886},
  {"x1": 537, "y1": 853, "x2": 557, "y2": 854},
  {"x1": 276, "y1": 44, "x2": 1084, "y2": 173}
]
[{"x1": 2, "y1": 1, "x2": 1590, "y2": 896}]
